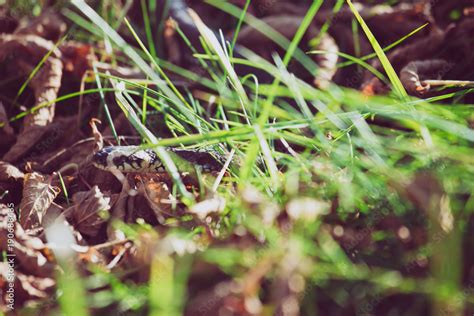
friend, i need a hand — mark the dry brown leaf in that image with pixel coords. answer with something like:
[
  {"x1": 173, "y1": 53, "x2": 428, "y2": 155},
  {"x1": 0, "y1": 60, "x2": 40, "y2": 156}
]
[
  {"x1": 0, "y1": 161, "x2": 24, "y2": 182},
  {"x1": 89, "y1": 118, "x2": 103, "y2": 153},
  {"x1": 63, "y1": 186, "x2": 111, "y2": 238},
  {"x1": 0, "y1": 204, "x2": 18, "y2": 253},
  {"x1": 60, "y1": 41, "x2": 94, "y2": 79},
  {"x1": 0, "y1": 206, "x2": 55, "y2": 278},
  {"x1": 313, "y1": 33, "x2": 339, "y2": 89},
  {"x1": 12, "y1": 241, "x2": 54, "y2": 278},
  {"x1": 400, "y1": 59, "x2": 452, "y2": 95},
  {"x1": 0, "y1": 34, "x2": 63, "y2": 162},
  {"x1": 14, "y1": 9, "x2": 66, "y2": 42},
  {"x1": 0, "y1": 7, "x2": 18, "y2": 34},
  {"x1": 3, "y1": 116, "x2": 75, "y2": 165},
  {"x1": 19, "y1": 172, "x2": 60, "y2": 229},
  {"x1": 26, "y1": 54, "x2": 62, "y2": 126},
  {"x1": 0, "y1": 35, "x2": 62, "y2": 115},
  {"x1": 0, "y1": 263, "x2": 55, "y2": 311},
  {"x1": 136, "y1": 175, "x2": 175, "y2": 222},
  {"x1": 3, "y1": 125, "x2": 49, "y2": 163},
  {"x1": 34, "y1": 118, "x2": 90, "y2": 172}
]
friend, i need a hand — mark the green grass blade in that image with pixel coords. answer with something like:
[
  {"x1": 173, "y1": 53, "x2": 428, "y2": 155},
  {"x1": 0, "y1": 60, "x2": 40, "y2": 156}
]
[
  {"x1": 337, "y1": 23, "x2": 429, "y2": 68},
  {"x1": 308, "y1": 50, "x2": 388, "y2": 83},
  {"x1": 92, "y1": 63, "x2": 120, "y2": 144},
  {"x1": 346, "y1": 0, "x2": 408, "y2": 99},
  {"x1": 71, "y1": 0, "x2": 194, "y2": 123},
  {"x1": 110, "y1": 78, "x2": 194, "y2": 203},
  {"x1": 311, "y1": 0, "x2": 345, "y2": 48},
  {"x1": 283, "y1": 0, "x2": 323, "y2": 66},
  {"x1": 230, "y1": 0, "x2": 251, "y2": 53},
  {"x1": 189, "y1": 10, "x2": 250, "y2": 107},
  {"x1": 13, "y1": 36, "x2": 66, "y2": 106},
  {"x1": 149, "y1": 253, "x2": 176, "y2": 316},
  {"x1": 141, "y1": 0, "x2": 157, "y2": 60},
  {"x1": 205, "y1": 0, "x2": 318, "y2": 74}
]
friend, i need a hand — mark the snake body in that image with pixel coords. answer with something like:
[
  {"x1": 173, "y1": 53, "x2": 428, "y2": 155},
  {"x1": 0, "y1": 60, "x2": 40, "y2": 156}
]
[{"x1": 92, "y1": 146, "x2": 226, "y2": 173}]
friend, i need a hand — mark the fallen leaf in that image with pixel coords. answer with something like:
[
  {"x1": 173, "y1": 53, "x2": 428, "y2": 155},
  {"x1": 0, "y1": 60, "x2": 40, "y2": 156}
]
[
  {"x1": 89, "y1": 118, "x2": 103, "y2": 153},
  {"x1": 63, "y1": 186, "x2": 111, "y2": 238},
  {"x1": 0, "y1": 162, "x2": 24, "y2": 181},
  {"x1": 0, "y1": 263, "x2": 55, "y2": 310},
  {"x1": 400, "y1": 59, "x2": 451, "y2": 95},
  {"x1": 14, "y1": 9, "x2": 66, "y2": 41},
  {"x1": 136, "y1": 175, "x2": 175, "y2": 222},
  {"x1": 0, "y1": 206, "x2": 56, "y2": 278},
  {"x1": 60, "y1": 41, "x2": 94, "y2": 79},
  {"x1": 0, "y1": 34, "x2": 63, "y2": 162},
  {"x1": 19, "y1": 172, "x2": 60, "y2": 229},
  {"x1": 3, "y1": 125, "x2": 50, "y2": 163}
]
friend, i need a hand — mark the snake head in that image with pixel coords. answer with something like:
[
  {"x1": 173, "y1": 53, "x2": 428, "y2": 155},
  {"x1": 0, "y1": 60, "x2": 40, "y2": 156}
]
[
  {"x1": 91, "y1": 146, "x2": 226, "y2": 173},
  {"x1": 91, "y1": 146, "x2": 156, "y2": 172},
  {"x1": 92, "y1": 146, "x2": 115, "y2": 170}
]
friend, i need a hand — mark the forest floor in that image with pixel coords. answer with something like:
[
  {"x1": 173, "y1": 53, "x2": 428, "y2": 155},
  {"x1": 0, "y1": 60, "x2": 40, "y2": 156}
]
[{"x1": 0, "y1": 1, "x2": 473, "y2": 315}]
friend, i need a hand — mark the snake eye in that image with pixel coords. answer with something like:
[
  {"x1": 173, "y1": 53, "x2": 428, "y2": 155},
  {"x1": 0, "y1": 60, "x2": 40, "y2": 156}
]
[{"x1": 92, "y1": 150, "x2": 109, "y2": 168}]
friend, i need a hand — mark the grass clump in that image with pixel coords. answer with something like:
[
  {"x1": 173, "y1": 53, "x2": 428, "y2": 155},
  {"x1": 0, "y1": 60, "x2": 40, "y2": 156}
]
[{"x1": 5, "y1": 1, "x2": 474, "y2": 315}]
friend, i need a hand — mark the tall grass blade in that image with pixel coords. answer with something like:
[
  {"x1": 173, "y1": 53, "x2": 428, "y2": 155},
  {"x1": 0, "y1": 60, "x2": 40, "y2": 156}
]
[{"x1": 346, "y1": 0, "x2": 408, "y2": 99}]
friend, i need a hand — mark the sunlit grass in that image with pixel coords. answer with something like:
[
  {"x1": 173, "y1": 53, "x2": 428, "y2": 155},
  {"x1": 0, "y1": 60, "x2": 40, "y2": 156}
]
[{"x1": 9, "y1": 0, "x2": 474, "y2": 314}]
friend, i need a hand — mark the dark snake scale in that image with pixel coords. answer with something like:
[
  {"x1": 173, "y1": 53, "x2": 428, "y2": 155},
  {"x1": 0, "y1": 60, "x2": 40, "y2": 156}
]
[{"x1": 92, "y1": 146, "x2": 226, "y2": 173}]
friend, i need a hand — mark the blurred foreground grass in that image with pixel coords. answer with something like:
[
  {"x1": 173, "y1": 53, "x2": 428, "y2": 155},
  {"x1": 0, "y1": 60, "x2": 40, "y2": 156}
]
[{"x1": 11, "y1": 0, "x2": 474, "y2": 315}]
